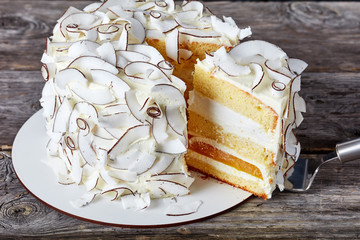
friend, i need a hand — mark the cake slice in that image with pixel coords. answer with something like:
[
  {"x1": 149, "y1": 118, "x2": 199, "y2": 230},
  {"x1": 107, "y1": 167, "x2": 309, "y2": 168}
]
[{"x1": 186, "y1": 41, "x2": 307, "y2": 199}]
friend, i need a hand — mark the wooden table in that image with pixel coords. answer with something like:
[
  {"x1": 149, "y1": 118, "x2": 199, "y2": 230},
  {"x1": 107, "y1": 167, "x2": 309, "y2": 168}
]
[{"x1": 1, "y1": 1, "x2": 360, "y2": 238}]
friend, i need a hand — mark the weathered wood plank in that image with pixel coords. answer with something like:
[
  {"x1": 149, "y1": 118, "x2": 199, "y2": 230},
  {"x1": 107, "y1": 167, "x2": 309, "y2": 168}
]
[
  {"x1": 1, "y1": 70, "x2": 359, "y2": 151},
  {"x1": 0, "y1": 71, "x2": 43, "y2": 146},
  {"x1": 1, "y1": 151, "x2": 359, "y2": 238},
  {"x1": 1, "y1": 0, "x2": 359, "y2": 238},
  {"x1": 0, "y1": 1, "x2": 359, "y2": 72}
]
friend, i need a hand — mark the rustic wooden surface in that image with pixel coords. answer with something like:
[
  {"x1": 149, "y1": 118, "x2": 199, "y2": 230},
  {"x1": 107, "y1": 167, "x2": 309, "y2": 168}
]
[{"x1": 1, "y1": 1, "x2": 360, "y2": 239}]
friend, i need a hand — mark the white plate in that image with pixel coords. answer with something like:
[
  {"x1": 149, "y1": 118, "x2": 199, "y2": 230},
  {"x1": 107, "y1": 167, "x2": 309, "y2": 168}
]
[{"x1": 12, "y1": 110, "x2": 252, "y2": 227}]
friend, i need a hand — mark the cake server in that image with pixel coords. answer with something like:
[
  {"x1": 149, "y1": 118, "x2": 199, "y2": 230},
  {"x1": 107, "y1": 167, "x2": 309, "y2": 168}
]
[{"x1": 284, "y1": 138, "x2": 360, "y2": 192}]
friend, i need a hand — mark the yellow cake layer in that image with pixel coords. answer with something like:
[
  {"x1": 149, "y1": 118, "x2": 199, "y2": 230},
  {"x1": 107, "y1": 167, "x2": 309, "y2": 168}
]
[
  {"x1": 186, "y1": 150, "x2": 269, "y2": 199},
  {"x1": 193, "y1": 64, "x2": 278, "y2": 132},
  {"x1": 145, "y1": 38, "x2": 230, "y2": 98},
  {"x1": 188, "y1": 110, "x2": 276, "y2": 167}
]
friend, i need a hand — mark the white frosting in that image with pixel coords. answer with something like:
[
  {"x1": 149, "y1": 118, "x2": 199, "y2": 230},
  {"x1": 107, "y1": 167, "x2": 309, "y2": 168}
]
[{"x1": 188, "y1": 91, "x2": 281, "y2": 152}]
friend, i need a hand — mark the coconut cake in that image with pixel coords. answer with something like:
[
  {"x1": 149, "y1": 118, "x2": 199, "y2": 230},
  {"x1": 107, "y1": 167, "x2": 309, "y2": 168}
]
[{"x1": 39, "y1": 0, "x2": 305, "y2": 209}]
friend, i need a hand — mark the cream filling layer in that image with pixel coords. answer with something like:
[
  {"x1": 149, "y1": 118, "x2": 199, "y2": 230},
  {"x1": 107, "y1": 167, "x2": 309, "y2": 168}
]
[
  {"x1": 188, "y1": 150, "x2": 274, "y2": 198},
  {"x1": 188, "y1": 136, "x2": 276, "y2": 181},
  {"x1": 188, "y1": 90, "x2": 281, "y2": 152}
]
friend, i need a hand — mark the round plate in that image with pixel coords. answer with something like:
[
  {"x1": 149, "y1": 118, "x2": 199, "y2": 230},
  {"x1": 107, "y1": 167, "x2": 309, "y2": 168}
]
[{"x1": 12, "y1": 110, "x2": 252, "y2": 227}]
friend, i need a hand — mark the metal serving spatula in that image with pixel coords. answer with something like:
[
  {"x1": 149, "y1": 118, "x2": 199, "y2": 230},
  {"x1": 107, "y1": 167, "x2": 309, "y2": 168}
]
[{"x1": 285, "y1": 138, "x2": 360, "y2": 192}]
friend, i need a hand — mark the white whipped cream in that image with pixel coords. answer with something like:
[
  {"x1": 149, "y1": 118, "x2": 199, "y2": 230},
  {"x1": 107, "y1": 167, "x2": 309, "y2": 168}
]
[{"x1": 188, "y1": 91, "x2": 281, "y2": 152}]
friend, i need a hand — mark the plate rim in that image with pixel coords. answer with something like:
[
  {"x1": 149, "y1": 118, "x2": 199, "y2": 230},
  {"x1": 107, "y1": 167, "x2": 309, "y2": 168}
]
[{"x1": 12, "y1": 109, "x2": 253, "y2": 228}]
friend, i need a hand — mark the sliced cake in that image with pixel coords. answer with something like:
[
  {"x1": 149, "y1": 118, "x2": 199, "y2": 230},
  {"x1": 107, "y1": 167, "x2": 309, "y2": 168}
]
[{"x1": 186, "y1": 41, "x2": 307, "y2": 199}]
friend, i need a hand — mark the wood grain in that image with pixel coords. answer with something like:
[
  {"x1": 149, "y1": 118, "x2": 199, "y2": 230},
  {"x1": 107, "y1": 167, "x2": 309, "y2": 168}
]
[
  {"x1": 1, "y1": 152, "x2": 359, "y2": 238},
  {"x1": 0, "y1": 0, "x2": 359, "y2": 238},
  {"x1": 0, "y1": 1, "x2": 359, "y2": 72}
]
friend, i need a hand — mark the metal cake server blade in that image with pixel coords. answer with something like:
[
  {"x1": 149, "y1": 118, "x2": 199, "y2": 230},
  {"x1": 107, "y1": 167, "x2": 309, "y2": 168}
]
[{"x1": 285, "y1": 138, "x2": 360, "y2": 192}]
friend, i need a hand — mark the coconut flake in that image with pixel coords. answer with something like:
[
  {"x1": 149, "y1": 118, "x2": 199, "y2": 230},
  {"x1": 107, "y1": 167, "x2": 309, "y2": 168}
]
[
  {"x1": 68, "y1": 102, "x2": 99, "y2": 132},
  {"x1": 116, "y1": 50, "x2": 151, "y2": 68},
  {"x1": 148, "y1": 154, "x2": 175, "y2": 175},
  {"x1": 96, "y1": 24, "x2": 120, "y2": 41},
  {"x1": 125, "y1": 90, "x2": 147, "y2": 122},
  {"x1": 174, "y1": 11, "x2": 201, "y2": 29},
  {"x1": 210, "y1": 15, "x2": 239, "y2": 40},
  {"x1": 121, "y1": 193, "x2": 150, "y2": 210},
  {"x1": 108, "y1": 148, "x2": 141, "y2": 170},
  {"x1": 151, "y1": 84, "x2": 186, "y2": 107},
  {"x1": 53, "y1": 98, "x2": 72, "y2": 133},
  {"x1": 54, "y1": 68, "x2": 88, "y2": 96},
  {"x1": 165, "y1": 105, "x2": 186, "y2": 136},
  {"x1": 96, "y1": 42, "x2": 117, "y2": 66},
  {"x1": 239, "y1": 26, "x2": 252, "y2": 40},
  {"x1": 179, "y1": 27, "x2": 221, "y2": 38},
  {"x1": 157, "y1": 60, "x2": 174, "y2": 76},
  {"x1": 179, "y1": 49, "x2": 193, "y2": 61},
  {"x1": 99, "y1": 112, "x2": 140, "y2": 129},
  {"x1": 127, "y1": 44, "x2": 165, "y2": 65},
  {"x1": 107, "y1": 5, "x2": 133, "y2": 18},
  {"x1": 152, "y1": 116, "x2": 169, "y2": 143},
  {"x1": 108, "y1": 125, "x2": 150, "y2": 158},
  {"x1": 156, "y1": 138, "x2": 186, "y2": 154},
  {"x1": 165, "y1": 200, "x2": 202, "y2": 216},
  {"x1": 78, "y1": 126, "x2": 98, "y2": 167},
  {"x1": 60, "y1": 13, "x2": 100, "y2": 39},
  {"x1": 68, "y1": 56, "x2": 118, "y2": 74},
  {"x1": 291, "y1": 75, "x2": 301, "y2": 93},
  {"x1": 71, "y1": 83, "x2": 116, "y2": 105},
  {"x1": 125, "y1": 17, "x2": 146, "y2": 43},
  {"x1": 250, "y1": 62, "x2": 264, "y2": 91},
  {"x1": 213, "y1": 47, "x2": 251, "y2": 76},
  {"x1": 69, "y1": 152, "x2": 83, "y2": 184},
  {"x1": 287, "y1": 58, "x2": 308, "y2": 75},
  {"x1": 265, "y1": 60, "x2": 292, "y2": 85},
  {"x1": 71, "y1": 193, "x2": 97, "y2": 208},
  {"x1": 166, "y1": 29, "x2": 179, "y2": 63},
  {"x1": 230, "y1": 40, "x2": 288, "y2": 62},
  {"x1": 67, "y1": 40, "x2": 100, "y2": 59},
  {"x1": 91, "y1": 69, "x2": 130, "y2": 99},
  {"x1": 294, "y1": 92, "x2": 306, "y2": 112},
  {"x1": 151, "y1": 173, "x2": 194, "y2": 188},
  {"x1": 182, "y1": 1, "x2": 203, "y2": 17},
  {"x1": 152, "y1": 19, "x2": 179, "y2": 34},
  {"x1": 108, "y1": 169, "x2": 138, "y2": 182},
  {"x1": 118, "y1": 24, "x2": 129, "y2": 51},
  {"x1": 128, "y1": 151, "x2": 157, "y2": 175},
  {"x1": 271, "y1": 81, "x2": 286, "y2": 98},
  {"x1": 148, "y1": 179, "x2": 189, "y2": 196}
]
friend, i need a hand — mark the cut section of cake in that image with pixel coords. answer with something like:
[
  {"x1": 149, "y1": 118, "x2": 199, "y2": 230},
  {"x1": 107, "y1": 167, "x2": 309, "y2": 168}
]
[{"x1": 186, "y1": 41, "x2": 307, "y2": 199}]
